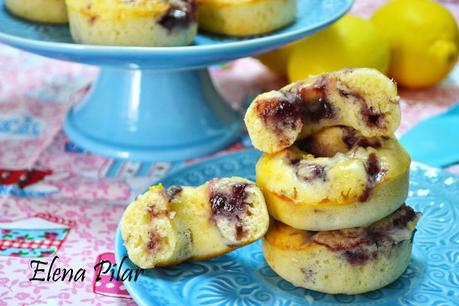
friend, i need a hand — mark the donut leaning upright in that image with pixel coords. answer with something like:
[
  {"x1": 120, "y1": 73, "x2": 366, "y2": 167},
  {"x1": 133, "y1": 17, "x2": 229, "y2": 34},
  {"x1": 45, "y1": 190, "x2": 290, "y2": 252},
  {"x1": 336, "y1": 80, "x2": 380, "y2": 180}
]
[{"x1": 244, "y1": 68, "x2": 421, "y2": 294}]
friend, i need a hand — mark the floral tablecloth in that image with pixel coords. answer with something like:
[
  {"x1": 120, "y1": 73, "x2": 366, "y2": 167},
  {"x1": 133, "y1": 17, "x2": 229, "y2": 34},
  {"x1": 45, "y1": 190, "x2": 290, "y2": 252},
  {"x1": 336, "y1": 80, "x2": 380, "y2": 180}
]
[{"x1": 0, "y1": 1, "x2": 458, "y2": 305}]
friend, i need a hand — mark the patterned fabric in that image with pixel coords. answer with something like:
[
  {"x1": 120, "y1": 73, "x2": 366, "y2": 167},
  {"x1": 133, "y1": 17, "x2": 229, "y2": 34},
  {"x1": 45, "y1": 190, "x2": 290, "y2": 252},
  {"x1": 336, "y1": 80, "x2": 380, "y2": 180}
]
[
  {"x1": 0, "y1": 0, "x2": 458, "y2": 305},
  {"x1": 0, "y1": 238, "x2": 64, "y2": 250},
  {"x1": 0, "y1": 213, "x2": 73, "y2": 258},
  {"x1": 93, "y1": 253, "x2": 131, "y2": 299}
]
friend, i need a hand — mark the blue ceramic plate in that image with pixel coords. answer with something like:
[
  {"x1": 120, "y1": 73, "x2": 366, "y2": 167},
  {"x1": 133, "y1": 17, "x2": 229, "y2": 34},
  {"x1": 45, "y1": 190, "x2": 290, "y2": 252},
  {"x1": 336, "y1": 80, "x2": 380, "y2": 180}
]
[
  {"x1": 115, "y1": 150, "x2": 459, "y2": 306},
  {"x1": 0, "y1": 0, "x2": 353, "y2": 68}
]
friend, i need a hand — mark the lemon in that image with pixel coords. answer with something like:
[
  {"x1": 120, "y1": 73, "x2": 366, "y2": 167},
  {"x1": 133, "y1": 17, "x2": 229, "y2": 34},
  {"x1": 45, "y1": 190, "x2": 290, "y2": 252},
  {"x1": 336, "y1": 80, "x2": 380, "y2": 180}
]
[
  {"x1": 287, "y1": 15, "x2": 390, "y2": 82},
  {"x1": 256, "y1": 44, "x2": 294, "y2": 75},
  {"x1": 372, "y1": 0, "x2": 459, "y2": 88}
]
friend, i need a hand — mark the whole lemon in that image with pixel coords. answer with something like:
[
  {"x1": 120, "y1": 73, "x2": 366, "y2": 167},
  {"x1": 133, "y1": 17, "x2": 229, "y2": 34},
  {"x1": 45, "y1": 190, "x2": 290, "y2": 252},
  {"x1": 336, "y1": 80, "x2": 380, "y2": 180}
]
[
  {"x1": 372, "y1": 0, "x2": 459, "y2": 88},
  {"x1": 287, "y1": 15, "x2": 390, "y2": 82}
]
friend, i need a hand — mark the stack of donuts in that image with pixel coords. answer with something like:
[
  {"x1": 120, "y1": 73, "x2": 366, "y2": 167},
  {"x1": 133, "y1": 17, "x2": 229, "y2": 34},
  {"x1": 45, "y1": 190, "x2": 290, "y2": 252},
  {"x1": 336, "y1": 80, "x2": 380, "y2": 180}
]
[
  {"x1": 119, "y1": 68, "x2": 420, "y2": 295},
  {"x1": 245, "y1": 68, "x2": 421, "y2": 294}
]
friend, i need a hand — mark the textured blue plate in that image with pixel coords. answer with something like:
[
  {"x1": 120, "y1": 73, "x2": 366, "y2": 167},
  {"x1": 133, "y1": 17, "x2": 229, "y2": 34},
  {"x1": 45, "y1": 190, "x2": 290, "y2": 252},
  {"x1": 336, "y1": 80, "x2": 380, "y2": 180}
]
[
  {"x1": 0, "y1": 0, "x2": 353, "y2": 68},
  {"x1": 115, "y1": 150, "x2": 459, "y2": 306}
]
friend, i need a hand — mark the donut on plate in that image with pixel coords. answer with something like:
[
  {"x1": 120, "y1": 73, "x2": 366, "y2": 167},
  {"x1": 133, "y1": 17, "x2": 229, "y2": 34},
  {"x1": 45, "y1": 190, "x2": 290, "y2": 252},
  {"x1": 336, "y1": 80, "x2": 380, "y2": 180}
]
[
  {"x1": 121, "y1": 177, "x2": 269, "y2": 269},
  {"x1": 65, "y1": 0, "x2": 197, "y2": 46},
  {"x1": 263, "y1": 205, "x2": 420, "y2": 294},
  {"x1": 5, "y1": 0, "x2": 68, "y2": 24},
  {"x1": 256, "y1": 126, "x2": 410, "y2": 230},
  {"x1": 245, "y1": 68, "x2": 400, "y2": 153},
  {"x1": 197, "y1": 0, "x2": 297, "y2": 36}
]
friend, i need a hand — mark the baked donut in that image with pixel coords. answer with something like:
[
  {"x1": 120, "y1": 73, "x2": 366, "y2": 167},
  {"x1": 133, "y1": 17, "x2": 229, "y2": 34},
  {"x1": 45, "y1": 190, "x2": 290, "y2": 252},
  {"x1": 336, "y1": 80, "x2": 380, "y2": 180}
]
[
  {"x1": 197, "y1": 0, "x2": 296, "y2": 36},
  {"x1": 263, "y1": 205, "x2": 420, "y2": 294},
  {"x1": 5, "y1": 0, "x2": 68, "y2": 24},
  {"x1": 256, "y1": 126, "x2": 410, "y2": 231},
  {"x1": 245, "y1": 68, "x2": 400, "y2": 153},
  {"x1": 121, "y1": 177, "x2": 269, "y2": 269},
  {"x1": 65, "y1": 0, "x2": 197, "y2": 46}
]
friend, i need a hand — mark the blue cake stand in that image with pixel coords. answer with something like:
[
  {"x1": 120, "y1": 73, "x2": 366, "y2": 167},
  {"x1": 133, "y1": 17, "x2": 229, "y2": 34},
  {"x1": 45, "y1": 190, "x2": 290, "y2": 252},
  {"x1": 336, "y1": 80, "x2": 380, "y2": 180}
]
[{"x1": 0, "y1": 0, "x2": 352, "y2": 161}]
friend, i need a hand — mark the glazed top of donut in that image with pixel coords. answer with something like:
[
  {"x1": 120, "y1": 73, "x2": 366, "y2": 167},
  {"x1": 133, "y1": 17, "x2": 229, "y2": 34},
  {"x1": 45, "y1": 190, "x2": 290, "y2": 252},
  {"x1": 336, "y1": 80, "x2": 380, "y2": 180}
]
[{"x1": 256, "y1": 129, "x2": 410, "y2": 205}]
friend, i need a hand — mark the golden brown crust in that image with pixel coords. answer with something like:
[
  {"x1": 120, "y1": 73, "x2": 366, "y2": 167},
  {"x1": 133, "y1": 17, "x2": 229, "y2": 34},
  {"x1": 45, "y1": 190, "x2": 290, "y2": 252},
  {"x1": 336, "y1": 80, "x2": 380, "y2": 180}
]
[
  {"x1": 153, "y1": 234, "x2": 266, "y2": 266},
  {"x1": 197, "y1": 0, "x2": 296, "y2": 36},
  {"x1": 265, "y1": 205, "x2": 420, "y2": 253},
  {"x1": 197, "y1": 0, "x2": 281, "y2": 6},
  {"x1": 66, "y1": 0, "x2": 170, "y2": 18},
  {"x1": 264, "y1": 222, "x2": 321, "y2": 251},
  {"x1": 264, "y1": 187, "x2": 355, "y2": 207}
]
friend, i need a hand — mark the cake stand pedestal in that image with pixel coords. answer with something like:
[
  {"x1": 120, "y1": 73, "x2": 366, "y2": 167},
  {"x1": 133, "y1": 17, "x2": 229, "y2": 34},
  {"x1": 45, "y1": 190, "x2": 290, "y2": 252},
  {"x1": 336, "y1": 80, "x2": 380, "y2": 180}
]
[
  {"x1": 0, "y1": 0, "x2": 353, "y2": 161},
  {"x1": 64, "y1": 68, "x2": 241, "y2": 160}
]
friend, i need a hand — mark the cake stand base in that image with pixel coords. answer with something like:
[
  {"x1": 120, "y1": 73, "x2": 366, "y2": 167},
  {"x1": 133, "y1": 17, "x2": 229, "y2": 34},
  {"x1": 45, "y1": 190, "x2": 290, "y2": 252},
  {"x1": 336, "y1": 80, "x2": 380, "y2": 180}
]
[{"x1": 64, "y1": 68, "x2": 242, "y2": 161}]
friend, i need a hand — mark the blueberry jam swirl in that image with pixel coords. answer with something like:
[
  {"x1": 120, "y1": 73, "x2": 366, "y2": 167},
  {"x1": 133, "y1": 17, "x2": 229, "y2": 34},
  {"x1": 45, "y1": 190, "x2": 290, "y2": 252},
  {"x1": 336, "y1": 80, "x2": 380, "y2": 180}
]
[
  {"x1": 313, "y1": 206, "x2": 420, "y2": 265},
  {"x1": 360, "y1": 153, "x2": 387, "y2": 202},
  {"x1": 210, "y1": 183, "x2": 249, "y2": 220},
  {"x1": 146, "y1": 231, "x2": 162, "y2": 253},
  {"x1": 158, "y1": 0, "x2": 197, "y2": 31},
  {"x1": 341, "y1": 127, "x2": 382, "y2": 149},
  {"x1": 294, "y1": 76, "x2": 336, "y2": 123},
  {"x1": 209, "y1": 182, "x2": 251, "y2": 240},
  {"x1": 255, "y1": 93, "x2": 302, "y2": 145},
  {"x1": 166, "y1": 185, "x2": 183, "y2": 200},
  {"x1": 256, "y1": 76, "x2": 337, "y2": 143},
  {"x1": 337, "y1": 88, "x2": 386, "y2": 129},
  {"x1": 294, "y1": 163, "x2": 327, "y2": 182}
]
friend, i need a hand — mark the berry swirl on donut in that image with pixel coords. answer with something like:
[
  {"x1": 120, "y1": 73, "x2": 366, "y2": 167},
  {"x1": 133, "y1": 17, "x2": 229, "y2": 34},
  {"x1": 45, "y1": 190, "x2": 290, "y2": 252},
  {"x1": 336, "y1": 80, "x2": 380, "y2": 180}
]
[
  {"x1": 263, "y1": 205, "x2": 421, "y2": 294},
  {"x1": 245, "y1": 68, "x2": 400, "y2": 153},
  {"x1": 256, "y1": 126, "x2": 410, "y2": 231},
  {"x1": 121, "y1": 177, "x2": 269, "y2": 269},
  {"x1": 65, "y1": 0, "x2": 198, "y2": 46}
]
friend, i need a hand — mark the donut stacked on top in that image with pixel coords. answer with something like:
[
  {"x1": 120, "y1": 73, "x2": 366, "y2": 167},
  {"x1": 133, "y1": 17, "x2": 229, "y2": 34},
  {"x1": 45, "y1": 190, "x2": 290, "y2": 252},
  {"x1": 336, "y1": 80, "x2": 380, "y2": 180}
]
[{"x1": 245, "y1": 68, "x2": 421, "y2": 294}]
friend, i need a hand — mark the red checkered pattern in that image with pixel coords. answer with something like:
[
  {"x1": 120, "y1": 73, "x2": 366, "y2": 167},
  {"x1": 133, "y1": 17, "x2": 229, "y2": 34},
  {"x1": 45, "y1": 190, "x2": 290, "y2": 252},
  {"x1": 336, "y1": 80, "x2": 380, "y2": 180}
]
[
  {"x1": 35, "y1": 213, "x2": 75, "y2": 227},
  {"x1": 0, "y1": 239, "x2": 62, "y2": 249}
]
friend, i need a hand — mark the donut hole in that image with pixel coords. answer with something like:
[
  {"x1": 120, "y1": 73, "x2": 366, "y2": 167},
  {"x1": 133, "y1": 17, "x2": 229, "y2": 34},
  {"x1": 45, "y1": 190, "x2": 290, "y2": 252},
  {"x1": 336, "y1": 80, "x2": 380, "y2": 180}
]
[{"x1": 295, "y1": 126, "x2": 383, "y2": 159}]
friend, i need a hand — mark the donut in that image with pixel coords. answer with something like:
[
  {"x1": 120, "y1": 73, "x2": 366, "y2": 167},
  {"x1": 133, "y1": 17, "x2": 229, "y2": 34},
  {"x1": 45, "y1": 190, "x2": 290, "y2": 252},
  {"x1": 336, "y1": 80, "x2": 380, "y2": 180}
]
[
  {"x1": 256, "y1": 126, "x2": 410, "y2": 231},
  {"x1": 245, "y1": 68, "x2": 400, "y2": 153},
  {"x1": 197, "y1": 0, "x2": 296, "y2": 36},
  {"x1": 4, "y1": 0, "x2": 68, "y2": 24},
  {"x1": 263, "y1": 205, "x2": 420, "y2": 294},
  {"x1": 121, "y1": 177, "x2": 269, "y2": 269},
  {"x1": 65, "y1": 0, "x2": 197, "y2": 46}
]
